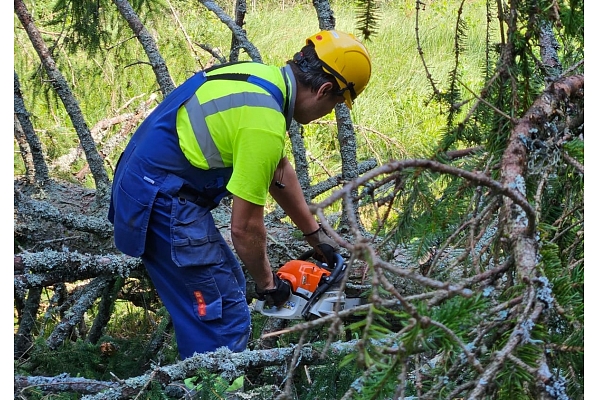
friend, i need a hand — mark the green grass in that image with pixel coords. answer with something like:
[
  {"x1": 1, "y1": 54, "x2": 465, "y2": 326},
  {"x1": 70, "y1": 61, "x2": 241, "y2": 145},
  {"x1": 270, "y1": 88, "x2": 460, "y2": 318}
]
[{"x1": 231, "y1": 0, "x2": 490, "y2": 170}]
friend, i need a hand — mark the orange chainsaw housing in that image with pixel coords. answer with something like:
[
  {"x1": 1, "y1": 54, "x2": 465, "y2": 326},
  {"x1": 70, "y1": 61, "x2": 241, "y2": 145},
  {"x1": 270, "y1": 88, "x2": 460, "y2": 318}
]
[{"x1": 276, "y1": 259, "x2": 331, "y2": 294}]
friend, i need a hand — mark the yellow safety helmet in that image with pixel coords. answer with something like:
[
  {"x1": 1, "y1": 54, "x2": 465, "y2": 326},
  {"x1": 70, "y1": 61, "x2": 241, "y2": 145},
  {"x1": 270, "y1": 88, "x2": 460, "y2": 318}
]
[{"x1": 306, "y1": 30, "x2": 372, "y2": 109}]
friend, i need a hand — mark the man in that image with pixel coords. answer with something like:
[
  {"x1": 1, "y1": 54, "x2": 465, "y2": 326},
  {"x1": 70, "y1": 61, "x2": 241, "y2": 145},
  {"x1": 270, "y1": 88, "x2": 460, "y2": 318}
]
[{"x1": 108, "y1": 30, "x2": 371, "y2": 359}]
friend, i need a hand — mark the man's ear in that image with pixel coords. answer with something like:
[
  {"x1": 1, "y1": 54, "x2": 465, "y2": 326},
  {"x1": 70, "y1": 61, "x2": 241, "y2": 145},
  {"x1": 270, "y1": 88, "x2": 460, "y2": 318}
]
[{"x1": 316, "y1": 82, "x2": 335, "y2": 99}]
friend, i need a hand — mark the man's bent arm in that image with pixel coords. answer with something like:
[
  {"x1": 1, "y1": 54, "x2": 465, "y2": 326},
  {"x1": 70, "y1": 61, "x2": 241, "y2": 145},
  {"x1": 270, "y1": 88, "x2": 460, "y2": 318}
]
[
  {"x1": 269, "y1": 157, "x2": 320, "y2": 235},
  {"x1": 232, "y1": 157, "x2": 320, "y2": 291}
]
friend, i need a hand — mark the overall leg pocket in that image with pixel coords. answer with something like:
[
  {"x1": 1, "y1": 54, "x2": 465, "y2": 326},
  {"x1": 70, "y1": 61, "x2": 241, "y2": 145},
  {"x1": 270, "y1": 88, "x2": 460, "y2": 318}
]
[
  {"x1": 185, "y1": 276, "x2": 222, "y2": 321},
  {"x1": 171, "y1": 198, "x2": 224, "y2": 268}
]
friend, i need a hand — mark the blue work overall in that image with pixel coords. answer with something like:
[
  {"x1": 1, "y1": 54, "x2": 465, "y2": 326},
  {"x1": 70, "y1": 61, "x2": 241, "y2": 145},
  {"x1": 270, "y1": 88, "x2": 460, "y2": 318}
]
[{"x1": 108, "y1": 67, "x2": 286, "y2": 359}]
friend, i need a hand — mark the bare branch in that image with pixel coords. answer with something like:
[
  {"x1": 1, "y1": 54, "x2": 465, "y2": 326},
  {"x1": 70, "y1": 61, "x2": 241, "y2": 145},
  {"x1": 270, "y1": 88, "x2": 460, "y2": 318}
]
[{"x1": 198, "y1": 0, "x2": 262, "y2": 62}]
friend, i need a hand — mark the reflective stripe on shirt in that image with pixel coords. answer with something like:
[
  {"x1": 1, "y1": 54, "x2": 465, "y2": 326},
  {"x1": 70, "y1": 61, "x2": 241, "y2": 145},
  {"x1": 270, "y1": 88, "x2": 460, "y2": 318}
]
[{"x1": 182, "y1": 91, "x2": 280, "y2": 169}]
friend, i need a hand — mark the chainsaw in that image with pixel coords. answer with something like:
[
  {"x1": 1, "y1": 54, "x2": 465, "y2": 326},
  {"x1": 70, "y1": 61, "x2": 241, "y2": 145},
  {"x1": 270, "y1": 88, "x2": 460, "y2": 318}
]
[{"x1": 254, "y1": 252, "x2": 363, "y2": 320}]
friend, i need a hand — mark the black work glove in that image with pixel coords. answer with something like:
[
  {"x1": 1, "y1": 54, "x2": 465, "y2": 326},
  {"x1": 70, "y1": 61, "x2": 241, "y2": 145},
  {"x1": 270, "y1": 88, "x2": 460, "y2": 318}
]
[
  {"x1": 256, "y1": 272, "x2": 291, "y2": 307},
  {"x1": 304, "y1": 225, "x2": 339, "y2": 268}
]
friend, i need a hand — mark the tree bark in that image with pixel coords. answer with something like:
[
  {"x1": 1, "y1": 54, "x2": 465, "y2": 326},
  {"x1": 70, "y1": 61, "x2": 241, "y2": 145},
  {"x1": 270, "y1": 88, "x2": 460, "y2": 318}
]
[
  {"x1": 14, "y1": 287, "x2": 43, "y2": 359},
  {"x1": 14, "y1": 70, "x2": 49, "y2": 184},
  {"x1": 15, "y1": 250, "x2": 142, "y2": 290},
  {"x1": 288, "y1": 120, "x2": 311, "y2": 198},
  {"x1": 500, "y1": 74, "x2": 583, "y2": 282},
  {"x1": 335, "y1": 105, "x2": 362, "y2": 230},
  {"x1": 538, "y1": 20, "x2": 562, "y2": 80},
  {"x1": 229, "y1": 0, "x2": 247, "y2": 62},
  {"x1": 14, "y1": 115, "x2": 35, "y2": 183},
  {"x1": 87, "y1": 278, "x2": 123, "y2": 344},
  {"x1": 199, "y1": 0, "x2": 262, "y2": 62},
  {"x1": 15, "y1": 189, "x2": 114, "y2": 239},
  {"x1": 311, "y1": 0, "x2": 363, "y2": 230},
  {"x1": 46, "y1": 276, "x2": 112, "y2": 350}
]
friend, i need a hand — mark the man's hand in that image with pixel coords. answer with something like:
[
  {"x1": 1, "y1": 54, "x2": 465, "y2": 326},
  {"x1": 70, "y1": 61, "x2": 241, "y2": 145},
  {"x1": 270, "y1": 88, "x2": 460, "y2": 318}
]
[
  {"x1": 304, "y1": 225, "x2": 339, "y2": 268},
  {"x1": 256, "y1": 272, "x2": 291, "y2": 307}
]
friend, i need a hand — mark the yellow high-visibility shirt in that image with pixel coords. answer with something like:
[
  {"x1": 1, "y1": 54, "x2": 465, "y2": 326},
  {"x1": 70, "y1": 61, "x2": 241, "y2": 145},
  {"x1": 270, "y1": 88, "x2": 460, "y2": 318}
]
[{"x1": 176, "y1": 62, "x2": 295, "y2": 206}]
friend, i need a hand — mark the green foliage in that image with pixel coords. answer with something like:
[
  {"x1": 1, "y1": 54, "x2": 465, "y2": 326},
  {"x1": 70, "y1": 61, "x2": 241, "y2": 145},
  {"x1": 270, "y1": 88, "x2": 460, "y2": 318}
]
[
  {"x1": 16, "y1": 285, "x2": 179, "y2": 383},
  {"x1": 48, "y1": 0, "x2": 169, "y2": 56},
  {"x1": 296, "y1": 363, "x2": 362, "y2": 400},
  {"x1": 563, "y1": 137, "x2": 583, "y2": 162},
  {"x1": 538, "y1": 242, "x2": 584, "y2": 398},
  {"x1": 337, "y1": 295, "x2": 492, "y2": 398},
  {"x1": 48, "y1": 0, "x2": 110, "y2": 55},
  {"x1": 183, "y1": 369, "x2": 244, "y2": 399},
  {"x1": 16, "y1": 335, "x2": 160, "y2": 380},
  {"x1": 428, "y1": 294, "x2": 487, "y2": 341},
  {"x1": 385, "y1": 166, "x2": 476, "y2": 257}
]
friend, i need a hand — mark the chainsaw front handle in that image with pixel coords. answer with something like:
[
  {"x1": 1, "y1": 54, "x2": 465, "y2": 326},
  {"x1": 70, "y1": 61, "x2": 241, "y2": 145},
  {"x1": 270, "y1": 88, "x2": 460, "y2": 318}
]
[
  {"x1": 300, "y1": 252, "x2": 346, "y2": 319},
  {"x1": 297, "y1": 249, "x2": 315, "y2": 261},
  {"x1": 297, "y1": 249, "x2": 343, "y2": 271}
]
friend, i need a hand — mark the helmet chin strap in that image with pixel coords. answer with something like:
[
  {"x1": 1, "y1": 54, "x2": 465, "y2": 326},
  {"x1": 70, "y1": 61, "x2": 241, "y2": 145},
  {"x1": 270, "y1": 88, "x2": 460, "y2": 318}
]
[{"x1": 317, "y1": 60, "x2": 357, "y2": 101}]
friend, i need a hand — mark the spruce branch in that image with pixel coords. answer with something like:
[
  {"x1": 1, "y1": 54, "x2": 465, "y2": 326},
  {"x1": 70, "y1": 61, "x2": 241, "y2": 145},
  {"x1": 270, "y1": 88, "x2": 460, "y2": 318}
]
[
  {"x1": 15, "y1": 70, "x2": 49, "y2": 184},
  {"x1": 46, "y1": 276, "x2": 112, "y2": 350},
  {"x1": 112, "y1": 0, "x2": 176, "y2": 96},
  {"x1": 15, "y1": 0, "x2": 111, "y2": 201},
  {"x1": 355, "y1": 0, "x2": 380, "y2": 40},
  {"x1": 468, "y1": 289, "x2": 543, "y2": 399},
  {"x1": 15, "y1": 187, "x2": 113, "y2": 238},
  {"x1": 310, "y1": 158, "x2": 536, "y2": 236},
  {"x1": 229, "y1": 0, "x2": 247, "y2": 62},
  {"x1": 415, "y1": 0, "x2": 442, "y2": 101},
  {"x1": 15, "y1": 250, "x2": 142, "y2": 290}
]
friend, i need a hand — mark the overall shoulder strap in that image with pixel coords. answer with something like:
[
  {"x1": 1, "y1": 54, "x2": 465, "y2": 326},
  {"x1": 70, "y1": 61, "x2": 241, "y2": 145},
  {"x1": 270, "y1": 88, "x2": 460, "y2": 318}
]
[{"x1": 202, "y1": 62, "x2": 285, "y2": 111}]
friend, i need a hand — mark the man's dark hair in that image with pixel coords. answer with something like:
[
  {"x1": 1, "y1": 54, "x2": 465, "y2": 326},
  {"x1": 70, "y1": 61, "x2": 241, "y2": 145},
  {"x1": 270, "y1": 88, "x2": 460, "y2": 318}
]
[{"x1": 287, "y1": 43, "x2": 341, "y2": 94}]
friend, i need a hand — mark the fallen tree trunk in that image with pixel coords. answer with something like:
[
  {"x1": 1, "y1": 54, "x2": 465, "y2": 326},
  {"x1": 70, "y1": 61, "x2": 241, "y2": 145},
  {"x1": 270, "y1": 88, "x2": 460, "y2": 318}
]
[
  {"x1": 15, "y1": 339, "x2": 363, "y2": 399},
  {"x1": 14, "y1": 251, "x2": 142, "y2": 290}
]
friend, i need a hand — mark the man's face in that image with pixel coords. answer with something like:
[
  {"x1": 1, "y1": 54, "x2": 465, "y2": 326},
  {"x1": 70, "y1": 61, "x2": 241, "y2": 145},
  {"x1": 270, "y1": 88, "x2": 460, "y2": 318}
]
[{"x1": 294, "y1": 86, "x2": 345, "y2": 124}]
